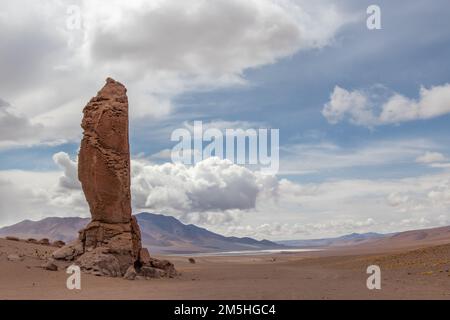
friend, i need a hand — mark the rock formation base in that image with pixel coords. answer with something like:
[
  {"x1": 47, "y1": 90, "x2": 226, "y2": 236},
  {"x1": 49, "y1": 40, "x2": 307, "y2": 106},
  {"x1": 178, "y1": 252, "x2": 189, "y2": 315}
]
[{"x1": 52, "y1": 216, "x2": 176, "y2": 278}]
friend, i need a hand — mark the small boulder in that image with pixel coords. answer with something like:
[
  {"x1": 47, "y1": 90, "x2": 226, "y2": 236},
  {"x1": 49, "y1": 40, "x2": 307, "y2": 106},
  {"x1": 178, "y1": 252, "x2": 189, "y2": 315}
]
[
  {"x1": 139, "y1": 248, "x2": 151, "y2": 265},
  {"x1": 188, "y1": 258, "x2": 196, "y2": 264},
  {"x1": 26, "y1": 238, "x2": 38, "y2": 244},
  {"x1": 140, "y1": 266, "x2": 164, "y2": 279},
  {"x1": 52, "y1": 240, "x2": 83, "y2": 261},
  {"x1": 51, "y1": 240, "x2": 66, "y2": 248},
  {"x1": 6, "y1": 236, "x2": 20, "y2": 241},
  {"x1": 123, "y1": 265, "x2": 137, "y2": 280},
  {"x1": 41, "y1": 260, "x2": 58, "y2": 271},
  {"x1": 38, "y1": 238, "x2": 50, "y2": 245},
  {"x1": 149, "y1": 258, "x2": 177, "y2": 277}
]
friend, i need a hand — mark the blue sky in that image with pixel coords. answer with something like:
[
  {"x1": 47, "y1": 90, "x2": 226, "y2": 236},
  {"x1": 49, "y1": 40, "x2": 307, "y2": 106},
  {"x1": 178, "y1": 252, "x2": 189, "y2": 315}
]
[
  {"x1": 1, "y1": 0, "x2": 450, "y2": 239},
  {"x1": 139, "y1": 0, "x2": 450, "y2": 183}
]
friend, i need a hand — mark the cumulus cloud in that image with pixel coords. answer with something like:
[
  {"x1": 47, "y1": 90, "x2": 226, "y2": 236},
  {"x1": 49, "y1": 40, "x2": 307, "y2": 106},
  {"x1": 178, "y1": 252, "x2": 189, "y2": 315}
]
[
  {"x1": 380, "y1": 84, "x2": 450, "y2": 123},
  {"x1": 321, "y1": 86, "x2": 376, "y2": 126},
  {"x1": 53, "y1": 152, "x2": 80, "y2": 190},
  {"x1": 322, "y1": 84, "x2": 450, "y2": 127},
  {"x1": 131, "y1": 156, "x2": 278, "y2": 214},
  {"x1": 387, "y1": 192, "x2": 410, "y2": 207},
  {"x1": 18, "y1": 153, "x2": 278, "y2": 220}
]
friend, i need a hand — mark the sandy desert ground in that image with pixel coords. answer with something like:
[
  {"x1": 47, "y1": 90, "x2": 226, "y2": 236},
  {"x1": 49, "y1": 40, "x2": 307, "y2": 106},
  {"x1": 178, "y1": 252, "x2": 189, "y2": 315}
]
[{"x1": 1, "y1": 237, "x2": 449, "y2": 300}]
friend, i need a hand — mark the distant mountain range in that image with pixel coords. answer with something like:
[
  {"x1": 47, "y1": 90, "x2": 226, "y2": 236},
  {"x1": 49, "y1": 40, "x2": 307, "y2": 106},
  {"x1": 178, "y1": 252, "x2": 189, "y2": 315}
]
[
  {"x1": 0, "y1": 212, "x2": 285, "y2": 254},
  {"x1": 276, "y1": 232, "x2": 387, "y2": 247},
  {"x1": 2, "y1": 213, "x2": 450, "y2": 253},
  {"x1": 277, "y1": 226, "x2": 450, "y2": 249}
]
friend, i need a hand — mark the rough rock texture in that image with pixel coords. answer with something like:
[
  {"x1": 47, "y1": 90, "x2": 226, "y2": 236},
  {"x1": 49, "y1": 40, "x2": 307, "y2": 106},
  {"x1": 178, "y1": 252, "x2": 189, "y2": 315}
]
[
  {"x1": 124, "y1": 265, "x2": 137, "y2": 280},
  {"x1": 79, "y1": 77, "x2": 131, "y2": 224},
  {"x1": 51, "y1": 240, "x2": 66, "y2": 248},
  {"x1": 38, "y1": 238, "x2": 50, "y2": 245},
  {"x1": 52, "y1": 240, "x2": 84, "y2": 261},
  {"x1": 52, "y1": 78, "x2": 176, "y2": 279}
]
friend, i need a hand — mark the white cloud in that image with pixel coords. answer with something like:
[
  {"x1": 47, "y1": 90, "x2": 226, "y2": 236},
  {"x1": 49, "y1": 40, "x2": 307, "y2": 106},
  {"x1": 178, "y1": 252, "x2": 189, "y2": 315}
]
[
  {"x1": 0, "y1": 168, "x2": 88, "y2": 226},
  {"x1": 416, "y1": 151, "x2": 448, "y2": 164},
  {"x1": 131, "y1": 156, "x2": 278, "y2": 214},
  {"x1": 85, "y1": 0, "x2": 345, "y2": 77},
  {"x1": 0, "y1": 153, "x2": 280, "y2": 228},
  {"x1": 322, "y1": 84, "x2": 450, "y2": 127},
  {"x1": 321, "y1": 86, "x2": 376, "y2": 126},
  {"x1": 226, "y1": 218, "x2": 377, "y2": 240},
  {"x1": 53, "y1": 152, "x2": 80, "y2": 190},
  {"x1": 0, "y1": 0, "x2": 351, "y2": 148},
  {"x1": 380, "y1": 84, "x2": 450, "y2": 123},
  {"x1": 386, "y1": 192, "x2": 410, "y2": 207}
]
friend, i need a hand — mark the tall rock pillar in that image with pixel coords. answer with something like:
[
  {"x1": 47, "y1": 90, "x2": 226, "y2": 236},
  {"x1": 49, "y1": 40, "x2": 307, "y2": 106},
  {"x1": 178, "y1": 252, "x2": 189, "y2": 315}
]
[{"x1": 52, "y1": 78, "x2": 176, "y2": 278}]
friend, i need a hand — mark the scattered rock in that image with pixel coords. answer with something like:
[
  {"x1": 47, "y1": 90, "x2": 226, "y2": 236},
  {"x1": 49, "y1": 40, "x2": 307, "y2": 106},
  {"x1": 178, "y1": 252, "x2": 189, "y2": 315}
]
[
  {"x1": 140, "y1": 266, "x2": 164, "y2": 279},
  {"x1": 38, "y1": 238, "x2": 50, "y2": 245},
  {"x1": 5, "y1": 236, "x2": 20, "y2": 241},
  {"x1": 148, "y1": 258, "x2": 177, "y2": 277},
  {"x1": 41, "y1": 260, "x2": 58, "y2": 271},
  {"x1": 52, "y1": 241, "x2": 84, "y2": 261},
  {"x1": 188, "y1": 258, "x2": 196, "y2": 264},
  {"x1": 7, "y1": 254, "x2": 23, "y2": 262},
  {"x1": 51, "y1": 240, "x2": 66, "y2": 248},
  {"x1": 124, "y1": 265, "x2": 137, "y2": 280},
  {"x1": 26, "y1": 238, "x2": 38, "y2": 244}
]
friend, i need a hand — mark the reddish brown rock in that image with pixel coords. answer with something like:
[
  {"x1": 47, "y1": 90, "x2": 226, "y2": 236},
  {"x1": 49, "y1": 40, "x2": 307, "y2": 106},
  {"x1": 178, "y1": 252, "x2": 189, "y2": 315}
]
[
  {"x1": 51, "y1": 240, "x2": 66, "y2": 248},
  {"x1": 38, "y1": 238, "x2": 50, "y2": 245},
  {"x1": 78, "y1": 77, "x2": 131, "y2": 224},
  {"x1": 139, "y1": 248, "x2": 151, "y2": 265},
  {"x1": 52, "y1": 78, "x2": 175, "y2": 279}
]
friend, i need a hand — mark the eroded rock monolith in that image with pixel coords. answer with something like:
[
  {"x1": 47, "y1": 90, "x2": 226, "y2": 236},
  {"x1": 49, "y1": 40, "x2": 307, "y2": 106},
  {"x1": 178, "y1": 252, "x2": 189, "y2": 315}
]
[{"x1": 53, "y1": 78, "x2": 175, "y2": 278}]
